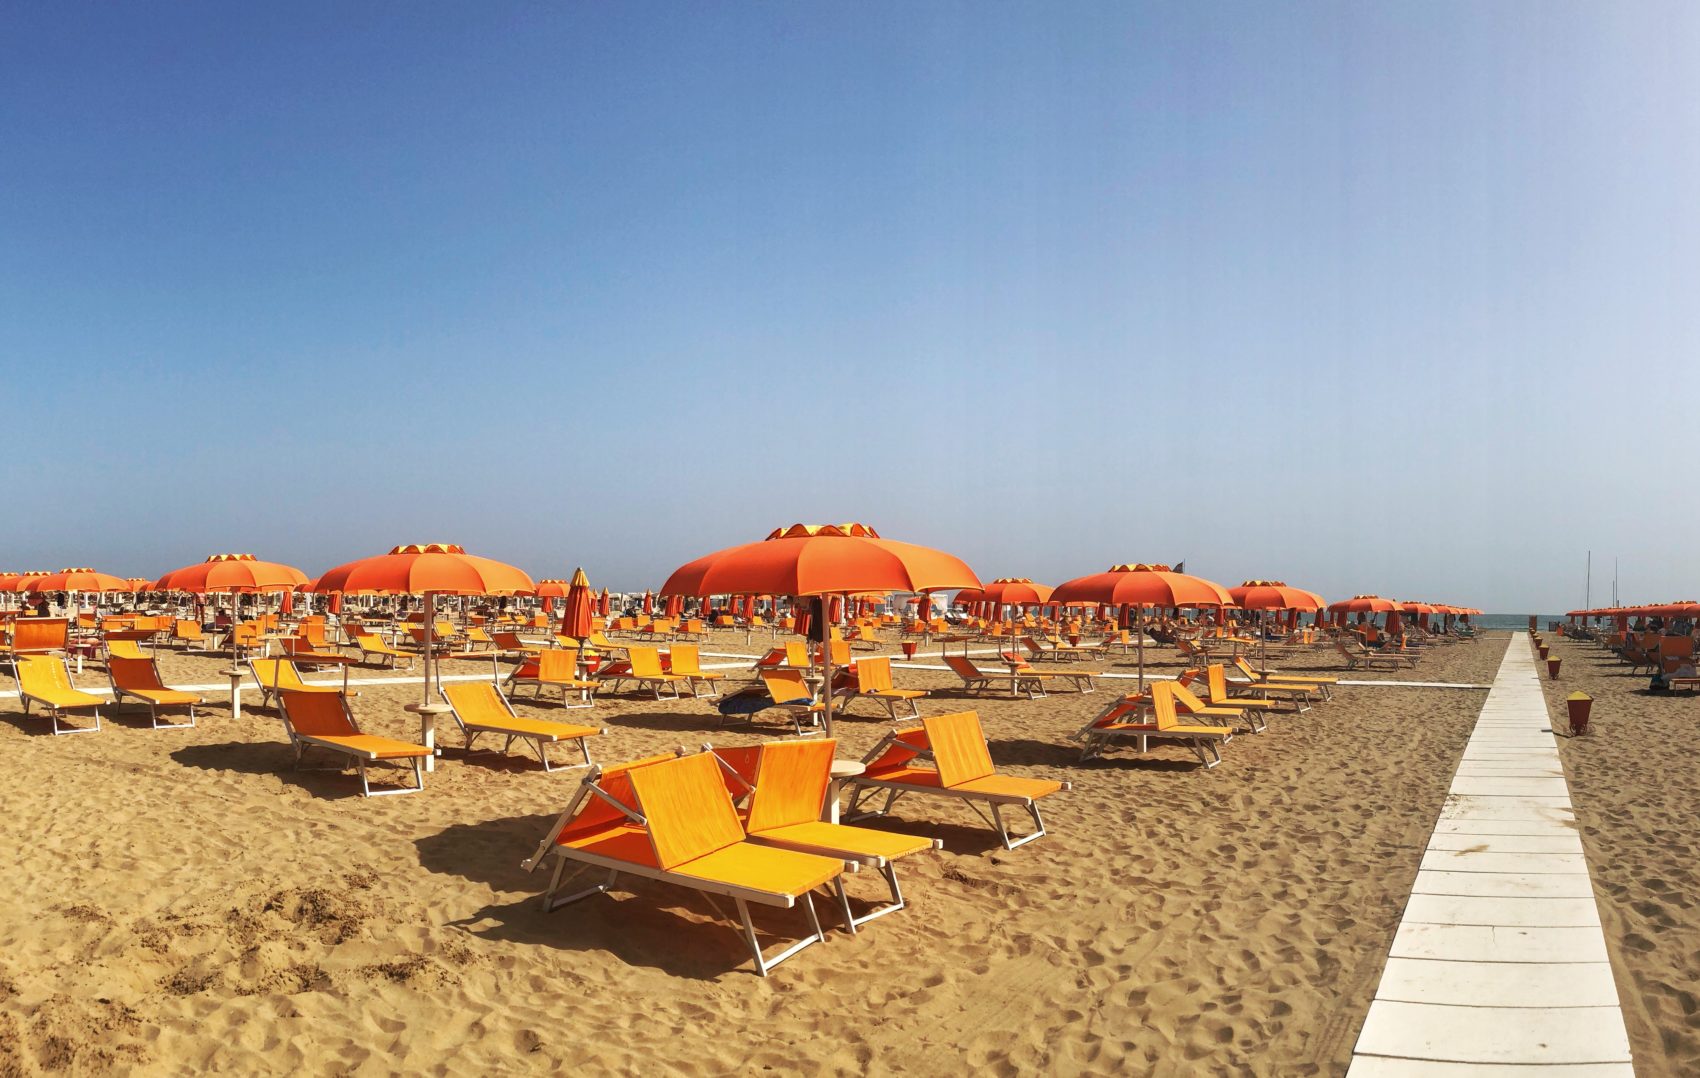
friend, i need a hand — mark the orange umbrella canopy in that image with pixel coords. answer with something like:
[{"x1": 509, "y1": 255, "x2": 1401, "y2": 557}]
[
  {"x1": 978, "y1": 578, "x2": 1054, "y2": 606},
  {"x1": 1050, "y1": 563, "x2": 1234, "y2": 608},
  {"x1": 22, "y1": 568, "x2": 131, "y2": 592},
  {"x1": 311, "y1": 543, "x2": 535, "y2": 596},
  {"x1": 533, "y1": 579, "x2": 571, "y2": 598},
  {"x1": 560, "y1": 567, "x2": 595, "y2": 639},
  {"x1": 1327, "y1": 594, "x2": 1399, "y2": 614},
  {"x1": 660, "y1": 523, "x2": 981, "y2": 597},
  {"x1": 1229, "y1": 580, "x2": 1325, "y2": 611},
  {"x1": 154, "y1": 553, "x2": 309, "y2": 594}
]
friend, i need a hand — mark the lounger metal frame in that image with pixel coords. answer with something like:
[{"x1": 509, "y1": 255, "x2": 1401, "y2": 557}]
[{"x1": 522, "y1": 768, "x2": 853, "y2": 976}]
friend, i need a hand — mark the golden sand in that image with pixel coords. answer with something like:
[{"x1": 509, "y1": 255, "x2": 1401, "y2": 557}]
[{"x1": 0, "y1": 631, "x2": 1506, "y2": 1073}]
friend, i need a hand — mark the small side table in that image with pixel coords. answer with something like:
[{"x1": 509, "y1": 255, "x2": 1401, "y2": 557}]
[
  {"x1": 222, "y1": 667, "x2": 245, "y2": 720},
  {"x1": 826, "y1": 759, "x2": 865, "y2": 823},
  {"x1": 405, "y1": 702, "x2": 451, "y2": 772}
]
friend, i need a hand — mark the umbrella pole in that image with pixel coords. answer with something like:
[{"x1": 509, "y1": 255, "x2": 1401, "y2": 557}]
[
  {"x1": 820, "y1": 615, "x2": 834, "y2": 739},
  {"x1": 1137, "y1": 606, "x2": 1145, "y2": 693}
]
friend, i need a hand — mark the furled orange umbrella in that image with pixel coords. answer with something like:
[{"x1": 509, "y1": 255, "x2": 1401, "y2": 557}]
[
  {"x1": 560, "y1": 567, "x2": 595, "y2": 642},
  {"x1": 598, "y1": 588, "x2": 610, "y2": 617},
  {"x1": 661, "y1": 522, "x2": 979, "y2": 734},
  {"x1": 642, "y1": 590, "x2": 654, "y2": 616},
  {"x1": 1052, "y1": 563, "x2": 1235, "y2": 689},
  {"x1": 311, "y1": 543, "x2": 535, "y2": 708}
]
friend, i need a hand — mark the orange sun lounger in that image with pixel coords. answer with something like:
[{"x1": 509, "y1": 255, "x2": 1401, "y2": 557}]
[
  {"x1": 506, "y1": 648, "x2": 600, "y2": 709},
  {"x1": 710, "y1": 738, "x2": 940, "y2": 928},
  {"x1": 520, "y1": 751, "x2": 852, "y2": 976},
  {"x1": 835, "y1": 656, "x2": 927, "y2": 720},
  {"x1": 11, "y1": 654, "x2": 103, "y2": 735},
  {"x1": 667, "y1": 643, "x2": 726, "y2": 698},
  {"x1": 277, "y1": 689, "x2": 431, "y2": 797},
  {"x1": 1073, "y1": 682, "x2": 1234, "y2": 768},
  {"x1": 843, "y1": 711, "x2": 1070, "y2": 850},
  {"x1": 1233, "y1": 657, "x2": 1336, "y2": 700},
  {"x1": 441, "y1": 681, "x2": 604, "y2": 772},
  {"x1": 107, "y1": 655, "x2": 202, "y2": 729}
]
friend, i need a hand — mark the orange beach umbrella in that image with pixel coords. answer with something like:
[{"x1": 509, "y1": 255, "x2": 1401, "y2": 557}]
[
  {"x1": 560, "y1": 568, "x2": 595, "y2": 641},
  {"x1": 1052, "y1": 563, "x2": 1235, "y2": 689},
  {"x1": 155, "y1": 553, "x2": 309, "y2": 595},
  {"x1": 312, "y1": 543, "x2": 534, "y2": 706},
  {"x1": 661, "y1": 522, "x2": 979, "y2": 734}
]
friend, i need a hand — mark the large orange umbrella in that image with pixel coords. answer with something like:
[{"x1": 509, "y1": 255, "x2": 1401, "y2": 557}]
[
  {"x1": 560, "y1": 567, "x2": 595, "y2": 642},
  {"x1": 1052, "y1": 563, "x2": 1235, "y2": 689},
  {"x1": 1230, "y1": 580, "x2": 1325, "y2": 665},
  {"x1": 21, "y1": 567, "x2": 132, "y2": 622},
  {"x1": 155, "y1": 553, "x2": 309, "y2": 594},
  {"x1": 534, "y1": 578, "x2": 571, "y2": 615},
  {"x1": 311, "y1": 543, "x2": 535, "y2": 707},
  {"x1": 661, "y1": 522, "x2": 980, "y2": 734},
  {"x1": 25, "y1": 568, "x2": 131, "y2": 593},
  {"x1": 978, "y1": 577, "x2": 1053, "y2": 625}
]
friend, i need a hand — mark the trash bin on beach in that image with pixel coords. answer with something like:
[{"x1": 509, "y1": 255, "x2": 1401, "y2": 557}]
[
  {"x1": 1548, "y1": 657, "x2": 1562, "y2": 679},
  {"x1": 1537, "y1": 644, "x2": 1550, "y2": 661},
  {"x1": 1566, "y1": 691, "x2": 1592, "y2": 735}
]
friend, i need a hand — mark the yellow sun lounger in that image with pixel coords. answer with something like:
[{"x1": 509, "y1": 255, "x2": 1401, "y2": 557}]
[
  {"x1": 441, "y1": 681, "x2": 605, "y2": 772},
  {"x1": 1233, "y1": 657, "x2": 1336, "y2": 700},
  {"x1": 352, "y1": 631, "x2": 413, "y2": 669},
  {"x1": 277, "y1": 689, "x2": 431, "y2": 797},
  {"x1": 667, "y1": 643, "x2": 726, "y2": 698},
  {"x1": 12, "y1": 654, "x2": 103, "y2": 735},
  {"x1": 1334, "y1": 641, "x2": 1417, "y2": 670},
  {"x1": 843, "y1": 711, "x2": 1070, "y2": 850},
  {"x1": 1073, "y1": 683, "x2": 1234, "y2": 767},
  {"x1": 713, "y1": 737, "x2": 940, "y2": 928},
  {"x1": 836, "y1": 656, "x2": 927, "y2": 720},
  {"x1": 1169, "y1": 679, "x2": 1259, "y2": 734},
  {"x1": 249, "y1": 658, "x2": 349, "y2": 708},
  {"x1": 520, "y1": 751, "x2": 852, "y2": 976},
  {"x1": 754, "y1": 669, "x2": 826, "y2": 736},
  {"x1": 1205, "y1": 663, "x2": 1306, "y2": 716},
  {"x1": 107, "y1": 655, "x2": 202, "y2": 729},
  {"x1": 506, "y1": 648, "x2": 600, "y2": 709},
  {"x1": 619, "y1": 645, "x2": 691, "y2": 700}
]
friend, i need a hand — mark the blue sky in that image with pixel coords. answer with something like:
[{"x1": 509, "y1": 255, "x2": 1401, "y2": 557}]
[{"x1": 3, "y1": 2, "x2": 1697, "y2": 609}]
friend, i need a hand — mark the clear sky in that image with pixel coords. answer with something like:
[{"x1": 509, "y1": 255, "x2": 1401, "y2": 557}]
[{"x1": 3, "y1": 2, "x2": 1697, "y2": 609}]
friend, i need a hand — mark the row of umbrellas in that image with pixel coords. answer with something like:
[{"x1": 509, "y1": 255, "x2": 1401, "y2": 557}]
[
  {"x1": 6, "y1": 525, "x2": 1477, "y2": 736},
  {"x1": 1566, "y1": 603, "x2": 1700, "y2": 619}
]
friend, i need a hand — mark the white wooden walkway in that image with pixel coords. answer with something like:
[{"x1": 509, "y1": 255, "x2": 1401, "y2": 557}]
[{"x1": 1348, "y1": 632, "x2": 1632, "y2": 1074}]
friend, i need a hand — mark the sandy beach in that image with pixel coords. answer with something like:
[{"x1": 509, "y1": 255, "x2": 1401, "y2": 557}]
[
  {"x1": 1541, "y1": 632, "x2": 1700, "y2": 1073},
  {"x1": 0, "y1": 629, "x2": 1505, "y2": 1074}
]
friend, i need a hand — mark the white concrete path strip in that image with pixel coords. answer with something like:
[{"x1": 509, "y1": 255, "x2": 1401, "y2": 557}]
[{"x1": 1348, "y1": 632, "x2": 1631, "y2": 1074}]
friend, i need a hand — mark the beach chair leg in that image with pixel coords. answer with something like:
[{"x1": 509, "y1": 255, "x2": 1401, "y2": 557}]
[
  {"x1": 150, "y1": 703, "x2": 194, "y2": 730},
  {"x1": 738, "y1": 894, "x2": 824, "y2": 977},
  {"x1": 533, "y1": 738, "x2": 553, "y2": 772},
  {"x1": 845, "y1": 863, "x2": 906, "y2": 929},
  {"x1": 542, "y1": 861, "x2": 619, "y2": 911}
]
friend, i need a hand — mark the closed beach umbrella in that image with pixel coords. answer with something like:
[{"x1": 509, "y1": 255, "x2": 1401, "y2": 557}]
[
  {"x1": 661, "y1": 522, "x2": 980, "y2": 734},
  {"x1": 560, "y1": 567, "x2": 595, "y2": 641},
  {"x1": 642, "y1": 590, "x2": 654, "y2": 616}
]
